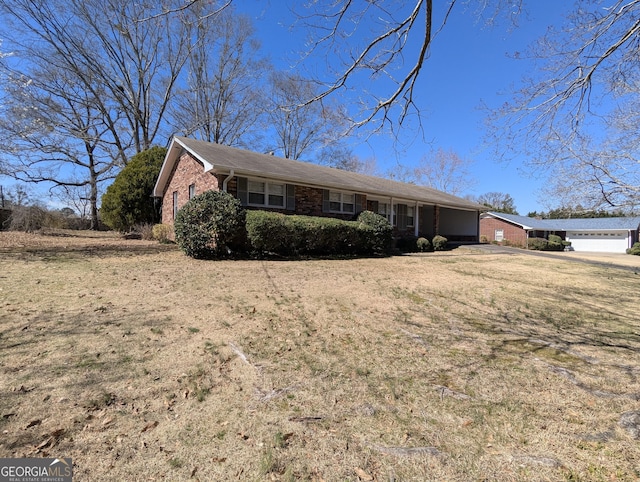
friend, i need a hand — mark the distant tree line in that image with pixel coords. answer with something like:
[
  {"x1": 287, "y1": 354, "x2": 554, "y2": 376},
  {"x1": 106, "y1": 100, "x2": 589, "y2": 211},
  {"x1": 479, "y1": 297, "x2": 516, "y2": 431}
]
[{"x1": 527, "y1": 206, "x2": 637, "y2": 219}]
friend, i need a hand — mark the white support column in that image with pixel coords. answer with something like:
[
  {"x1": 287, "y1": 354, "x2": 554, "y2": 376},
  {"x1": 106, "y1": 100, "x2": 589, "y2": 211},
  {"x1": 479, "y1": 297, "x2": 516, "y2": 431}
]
[
  {"x1": 414, "y1": 201, "x2": 419, "y2": 237},
  {"x1": 390, "y1": 197, "x2": 394, "y2": 226}
]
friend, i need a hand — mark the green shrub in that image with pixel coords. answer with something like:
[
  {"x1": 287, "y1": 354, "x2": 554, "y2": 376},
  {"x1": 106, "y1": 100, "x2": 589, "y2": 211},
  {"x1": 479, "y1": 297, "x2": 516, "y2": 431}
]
[
  {"x1": 527, "y1": 237, "x2": 549, "y2": 250},
  {"x1": 432, "y1": 235, "x2": 448, "y2": 251},
  {"x1": 548, "y1": 234, "x2": 562, "y2": 244},
  {"x1": 547, "y1": 234, "x2": 564, "y2": 251},
  {"x1": 174, "y1": 190, "x2": 246, "y2": 259},
  {"x1": 416, "y1": 237, "x2": 431, "y2": 252},
  {"x1": 627, "y1": 242, "x2": 640, "y2": 255},
  {"x1": 356, "y1": 211, "x2": 393, "y2": 254},
  {"x1": 101, "y1": 146, "x2": 166, "y2": 232},
  {"x1": 245, "y1": 211, "x2": 387, "y2": 257}
]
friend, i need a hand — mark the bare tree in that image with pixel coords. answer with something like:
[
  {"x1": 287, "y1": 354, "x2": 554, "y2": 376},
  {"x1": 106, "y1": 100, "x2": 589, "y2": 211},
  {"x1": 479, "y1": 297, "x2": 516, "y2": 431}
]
[
  {"x1": 469, "y1": 192, "x2": 518, "y2": 214},
  {"x1": 266, "y1": 71, "x2": 347, "y2": 160},
  {"x1": 412, "y1": 148, "x2": 475, "y2": 195},
  {"x1": 294, "y1": 0, "x2": 523, "y2": 134},
  {"x1": 171, "y1": 7, "x2": 268, "y2": 147},
  {"x1": 0, "y1": 56, "x2": 121, "y2": 228},
  {"x1": 0, "y1": 0, "x2": 227, "y2": 227},
  {"x1": 318, "y1": 144, "x2": 377, "y2": 174},
  {"x1": 491, "y1": 0, "x2": 640, "y2": 209}
]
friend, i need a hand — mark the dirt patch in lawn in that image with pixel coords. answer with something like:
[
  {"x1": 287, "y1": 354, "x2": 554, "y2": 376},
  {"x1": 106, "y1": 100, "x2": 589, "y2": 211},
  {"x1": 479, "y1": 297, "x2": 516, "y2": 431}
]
[{"x1": 1, "y1": 231, "x2": 639, "y2": 481}]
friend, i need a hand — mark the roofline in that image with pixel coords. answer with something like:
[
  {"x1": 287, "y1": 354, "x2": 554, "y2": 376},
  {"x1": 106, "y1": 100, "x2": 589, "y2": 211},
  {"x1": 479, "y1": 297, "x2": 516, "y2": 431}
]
[
  {"x1": 154, "y1": 137, "x2": 483, "y2": 211},
  {"x1": 481, "y1": 211, "x2": 536, "y2": 230},
  {"x1": 482, "y1": 211, "x2": 640, "y2": 231},
  {"x1": 209, "y1": 167, "x2": 480, "y2": 212}
]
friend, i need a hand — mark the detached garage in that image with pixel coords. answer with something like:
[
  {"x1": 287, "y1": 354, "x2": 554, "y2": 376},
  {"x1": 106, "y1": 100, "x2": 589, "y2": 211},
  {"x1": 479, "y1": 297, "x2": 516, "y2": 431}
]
[
  {"x1": 563, "y1": 218, "x2": 640, "y2": 253},
  {"x1": 480, "y1": 212, "x2": 640, "y2": 253}
]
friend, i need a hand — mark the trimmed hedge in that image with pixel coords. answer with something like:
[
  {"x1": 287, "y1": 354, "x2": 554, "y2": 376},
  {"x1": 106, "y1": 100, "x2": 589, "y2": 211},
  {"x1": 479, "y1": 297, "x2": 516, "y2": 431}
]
[
  {"x1": 528, "y1": 236, "x2": 565, "y2": 251},
  {"x1": 174, "y1": 190, "x2": 246, "y2": 259},
  {"x1": 547, "y1": 234, "x2": 564, "y2": 251},
  {"x1": 417, "y1": 237, "x2": 431, "y2": 252},
  {"x1": 432, "y1": 235, "x2": 448, "y2": 251},
  {"x1": 245, "y1": 210, "x2": 392, "y2": 257},
  {"x1": 357, "y1": 211, "x2": 394, "y2": 254}
]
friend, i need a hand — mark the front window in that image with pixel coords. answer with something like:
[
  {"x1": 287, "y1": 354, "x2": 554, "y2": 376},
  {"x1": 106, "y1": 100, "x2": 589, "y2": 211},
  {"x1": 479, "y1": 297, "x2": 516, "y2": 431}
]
[
  {"x1": 188, "y1": 184, "x2": 196, "y2": 199},
  {"x1": 329, "y1": 191, "x2": 355, "y2": 213},
  {"x1": 495, "y1": 229, "x2": 504, "y2": 242},
  {"x1": 248, "y1": 180, "x2": 285, "y2": 208},
  {"x1": 378, "y1": 203, "x2": 391, "y2": 223},
  {"x1": 407, "y1": 206, "x2": 415, "y2": 227}
]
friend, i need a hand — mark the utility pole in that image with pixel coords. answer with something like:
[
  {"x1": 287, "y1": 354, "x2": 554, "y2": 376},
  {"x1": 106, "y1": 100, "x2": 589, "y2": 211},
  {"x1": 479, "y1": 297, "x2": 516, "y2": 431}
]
[{"x1": 0, "y1": 185, "x2": 4, "y2": 208}]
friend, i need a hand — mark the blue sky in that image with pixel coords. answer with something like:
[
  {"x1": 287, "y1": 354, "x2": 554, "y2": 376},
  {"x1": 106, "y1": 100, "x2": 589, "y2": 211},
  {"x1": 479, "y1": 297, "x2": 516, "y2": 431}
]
[
  {"x1": 1, "y1": 1, "x2": 573, "y2": 215},
  {"x1": 238, "y1": 1, "x2": 573, "y2": 215}
]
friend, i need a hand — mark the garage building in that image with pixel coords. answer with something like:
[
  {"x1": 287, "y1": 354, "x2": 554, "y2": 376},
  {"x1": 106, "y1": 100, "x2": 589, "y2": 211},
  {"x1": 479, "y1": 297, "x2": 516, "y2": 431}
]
[{"x1": 480, "y1": 212, "x2": 640, "y2": 253}]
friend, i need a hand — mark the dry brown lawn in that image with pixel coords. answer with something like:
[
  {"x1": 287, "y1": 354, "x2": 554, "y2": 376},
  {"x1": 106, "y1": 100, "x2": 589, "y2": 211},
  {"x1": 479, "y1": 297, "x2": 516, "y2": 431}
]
[{"x1": 1, "y1": 230, "x2": 639, "y2": 481}]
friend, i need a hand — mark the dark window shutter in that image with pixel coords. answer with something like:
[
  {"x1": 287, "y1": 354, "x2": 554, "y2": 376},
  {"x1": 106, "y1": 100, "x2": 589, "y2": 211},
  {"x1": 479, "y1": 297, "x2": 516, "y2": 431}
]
[
  {"x1": 286, "y1": 184, "x2": 295, "y2": 211},
  {"x1": 322, "y1": 190, "x2": 330, "y2": 213},
  {"x1": 237, "y1": 177, "x2": 248, "y2": 205},
  {"x1": 355, "y1": 194, "x2": 365, "y2": 214},
  {"x1": 397, "y1": 203, "x2": 408, "y2": 230}
]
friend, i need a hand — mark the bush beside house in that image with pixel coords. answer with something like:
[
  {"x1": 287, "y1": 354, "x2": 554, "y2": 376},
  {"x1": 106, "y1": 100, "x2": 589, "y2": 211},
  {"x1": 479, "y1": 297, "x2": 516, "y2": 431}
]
[
  {"x1": 245, "y1": 210, "x2": 393, "y2": 257},
  {"x1": 173, "y1": 192, "x2": 395, "y2": 259},
  {"x1": 174, "y1": 190, "x2": 246, "y2": 259}
]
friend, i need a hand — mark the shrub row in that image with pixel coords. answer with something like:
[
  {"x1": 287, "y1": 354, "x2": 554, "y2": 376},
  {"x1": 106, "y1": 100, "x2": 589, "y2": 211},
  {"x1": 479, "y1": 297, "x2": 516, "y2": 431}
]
[
  {"x1": 245, "y1": 210, "x2": 393, "y2": 257},
  {"x1": 396, "y1": 235, "x2": 449, "y2": 253},
  {"x1": 527, "y1": 236, "x2": 566, "y2": 251},
  {"x1": 173, "y1": 191, "x2": 395, "y2": 259}
]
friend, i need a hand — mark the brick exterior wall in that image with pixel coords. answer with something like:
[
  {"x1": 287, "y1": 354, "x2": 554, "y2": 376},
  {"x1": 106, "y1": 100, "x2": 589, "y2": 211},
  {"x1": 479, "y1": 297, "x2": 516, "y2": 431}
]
[
  {"x1": 160, "y1": 152, "x2": 220, "y2": 224},
  {"x1": 160, "y1": 151, "x2": 477, "y2": 241},
  {"x1": 480, "y1": 217, "x2": 527, "y2": 245}
]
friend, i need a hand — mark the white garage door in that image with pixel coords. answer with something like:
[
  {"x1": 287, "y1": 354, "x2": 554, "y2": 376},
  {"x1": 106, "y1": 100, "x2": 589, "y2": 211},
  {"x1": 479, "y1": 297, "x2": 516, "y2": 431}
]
[{"x1": 567, "y1": 231, "x2": 629, "y2": 253}]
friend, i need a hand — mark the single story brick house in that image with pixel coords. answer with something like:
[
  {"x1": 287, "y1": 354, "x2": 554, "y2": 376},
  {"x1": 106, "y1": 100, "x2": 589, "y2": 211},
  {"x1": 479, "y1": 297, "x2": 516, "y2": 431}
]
[
  {"x1": 480, "y1": 211, "x2": 640, "y2": 253},
  {"x1": 152, "y1": 137, "x2": 483, "y2": 241}
]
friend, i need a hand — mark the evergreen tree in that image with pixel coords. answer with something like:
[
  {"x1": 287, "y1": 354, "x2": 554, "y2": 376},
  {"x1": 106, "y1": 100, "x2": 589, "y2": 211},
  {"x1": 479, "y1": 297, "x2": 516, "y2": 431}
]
[{"x1": 100, "y1": 147, "x2": 166, "y2": 231}]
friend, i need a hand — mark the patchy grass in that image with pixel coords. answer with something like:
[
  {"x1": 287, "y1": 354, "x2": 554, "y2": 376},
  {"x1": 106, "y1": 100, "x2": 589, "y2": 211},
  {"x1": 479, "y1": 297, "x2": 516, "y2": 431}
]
[{"x1": 0, "y1": 230, "x2": 639, "y2": 481}]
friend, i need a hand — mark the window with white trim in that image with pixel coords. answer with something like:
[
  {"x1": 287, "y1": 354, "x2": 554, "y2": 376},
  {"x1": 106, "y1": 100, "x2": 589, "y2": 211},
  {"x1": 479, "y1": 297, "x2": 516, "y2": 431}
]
[
  {"x1": 378, "y1": 203, "x2": 391, "y2": 222},
  {"x1": 248, "y1": 180, "x2": 285, "y2": 208},
  {"x1": 407, "y1": 206, "x2": 415, "y2": 227},
  {"x1": 188, "y1": 184, "x2": 196, "y2": 199},
  {"x1": 495, "y1": 229, "x2": 504, "y2": 241},
  {"x1": 329, "y1": 191, "x2": 355, "y2": 213}
]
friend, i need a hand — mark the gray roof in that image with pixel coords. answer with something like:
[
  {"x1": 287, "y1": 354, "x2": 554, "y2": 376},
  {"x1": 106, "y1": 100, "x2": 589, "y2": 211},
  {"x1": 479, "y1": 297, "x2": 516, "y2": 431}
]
[
  {"x1": 482, "y1": 211, "x2": 640, "y2": 231},
  {"x1": 153, "y1": 137, "x2": 483, "y2": 211}
]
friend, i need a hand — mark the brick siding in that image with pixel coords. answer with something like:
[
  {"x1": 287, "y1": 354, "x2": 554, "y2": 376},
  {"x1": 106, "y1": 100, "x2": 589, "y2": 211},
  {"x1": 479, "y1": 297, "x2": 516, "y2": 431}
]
[
  {"x1": 160, "y1": 152, "x2": 220, "y2": 224},
  {"x1": 479, "y1": 217, "x2": 527, "y2": 245}
]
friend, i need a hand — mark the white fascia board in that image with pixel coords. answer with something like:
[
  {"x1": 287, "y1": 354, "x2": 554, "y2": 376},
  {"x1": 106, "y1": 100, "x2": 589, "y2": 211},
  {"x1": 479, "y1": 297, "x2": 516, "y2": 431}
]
[{"x1": 152, "y1": 138, "x2": 214, "y2": 197}]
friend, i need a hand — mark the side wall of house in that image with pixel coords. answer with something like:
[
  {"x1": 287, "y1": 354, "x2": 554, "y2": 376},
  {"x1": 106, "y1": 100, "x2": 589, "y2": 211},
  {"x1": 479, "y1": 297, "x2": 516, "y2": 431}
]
[
  {"x1": 480, "y1": 217, "x2": 527, "y2": 245},
  {"x1": 160, "y1": 152, "x2": 220, "y2": 224}
]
